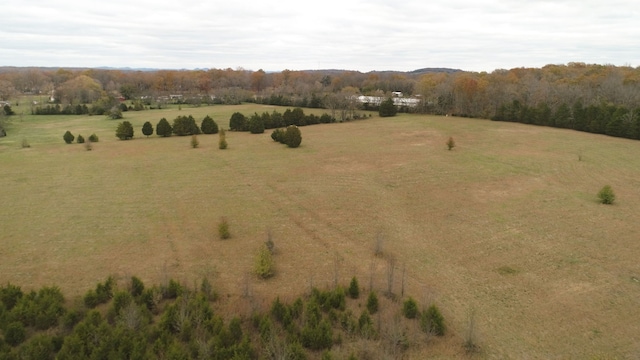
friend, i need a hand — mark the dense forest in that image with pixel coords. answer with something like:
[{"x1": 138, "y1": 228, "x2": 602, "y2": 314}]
[{"x1": 1, "y1": 63, "x2": 639, "y2": 138}]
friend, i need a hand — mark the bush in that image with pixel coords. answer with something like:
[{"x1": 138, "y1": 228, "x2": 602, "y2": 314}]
[
  {"x1": 284, "y1": 125, "x2": 302, "y2": 148},
  {"x1": 22, "y1": 138, "x2": 31, "y2": 148},
  {"x1": 130, "y1": 276, "x2": 144, "y2": 297},
  {"x1": 218, "y1": 217, "x2": 230, "y2": 239},
  {"x1": 107, "y1": 106, "x2": 123, "y2": 119},
  {"x1": 5, "y1": 322, "x2": 26, "y2": 346},
  {"x1": 201, "y1": 115, "x2": 219, "y2": 134},
  {"x1": 446, "y1": 136, "x2": 456, "y2": 150},
  {"x1": 598, "y1": 185, "x2": 615, "y2": 204},
  {"x1": 190, "y1": 135, "x2": 199, "y2": 148},
  {"x1": 76, "y1": 134, "x2": 85, "y2": 144},
  {"x1": 402, "y1": 297, "x2": 419, "y2": 319},
  {"x1": 156, "y1": 118, "x2": 173, "y2": 137},
  {"x1": 63, "y1": 131, "x2": 75, "y2": 144},
  {"x1": 366, "y1": 291, "x2": 379, "y2": 314},
  {"x1": 88, "y1": 133, "x2": 99, "y2": 142},
  {"x1": 301, "y1": 319, "x2": 333, "y2": 350},
  {"x1": 115, "y1": 121, "x2": 134, "y2": 140},
  {"x1": 271, "y1": 128, "x2": 285, "y2": 143},
  {"x1": 142, "y1": 121, "x2": 154, "y2": 137},
  {"x1": 420, "y1": 304, "x2": 445, "y2": 336},
  {"x1": 254, "y1": 243, "x2": 274, "y2": 279},
  {"x1": 348, "y1": 277, "x2": 360, "y2": 299},
  {"x1": 219, "y1": 128, "x2": 228, "y2": 149},
  {"x1": 0, "y1": 283, "x2": 23, "y2": 310},
  {"x1": 83, "y1": 289, "x2": 99, "y2": 308}
]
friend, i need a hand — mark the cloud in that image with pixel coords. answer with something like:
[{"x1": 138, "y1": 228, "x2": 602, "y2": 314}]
[{"x1": 1, "y1": 0, "x2": 638, "y2": 72}]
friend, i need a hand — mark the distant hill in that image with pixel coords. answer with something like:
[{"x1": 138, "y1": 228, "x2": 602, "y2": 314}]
[{"x1": 406, "y1": 67, "x2": 462, "y2": 75}]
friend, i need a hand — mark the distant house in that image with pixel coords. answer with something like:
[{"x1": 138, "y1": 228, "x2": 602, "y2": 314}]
[{"x1": 356, "y1": 95, "x2": 419, "y2": 108}]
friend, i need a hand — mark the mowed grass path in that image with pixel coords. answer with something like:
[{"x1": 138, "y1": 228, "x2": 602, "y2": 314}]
[{"x1": 2, "y1": 104, "x2": 640, "y2": 358}]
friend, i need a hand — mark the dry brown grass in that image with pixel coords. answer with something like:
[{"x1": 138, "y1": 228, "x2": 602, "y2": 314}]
[{"x1": 2, "y1": 107, "x2": 640, "y2": 358}]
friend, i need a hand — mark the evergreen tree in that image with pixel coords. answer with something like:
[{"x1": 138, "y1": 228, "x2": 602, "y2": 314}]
[
  {"x1": 63, "y1": 131, "x2": 75, "y2": 144},
  {"x1": 115, "y1": 121, "x2": 134, "y2": 140},
  {"x1": 201, "y1": 115, "x2": 219, "y2": 134},
  {"x1": 348, "y1": 277, "x2": 360, "y2": 299},
  {"x1": 248, "y1": 113, "x2": 265, "y2": 134},
  {"x1": 379, "y1": 98, "x2": 397, "y2": 117},
  {"x1": 156, "y1": 118, "x2": 172, "y2": 137},
  {"x1": 229, "y1": 112, "x2": 247, "y2": 131},
  {"x1": 141, "y1": 121, "x2": 154, "y2": 137},
  {"x1": 284, "y1": 125, "x2": 302, "y2": 148}
]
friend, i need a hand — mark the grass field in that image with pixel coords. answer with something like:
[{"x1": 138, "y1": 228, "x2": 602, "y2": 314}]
[{"x1": 2, "y1": 103, "x2": 640, "y2": 358}]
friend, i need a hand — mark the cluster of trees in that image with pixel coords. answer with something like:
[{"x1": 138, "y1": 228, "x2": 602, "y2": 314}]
[
  {"x1": 228, "y1": 108, "x2": 334, "y2": 133},
  {"x1": 0, "y1": 276, "x2": 445, "y2": 359},
  {"x1": 63, "y1": 131, "x2": 98, "y2": 144},
  {"x1": 115, "y1": 115, "x2": 220, "y2": 140},
  {"x1": 271, "y1": 126, "x2": 302, "y2": 148}
]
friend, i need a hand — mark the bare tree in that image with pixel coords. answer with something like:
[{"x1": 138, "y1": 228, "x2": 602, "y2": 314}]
[{"x1": 386, "y1": 256, "x2": 396, "y2": 298}]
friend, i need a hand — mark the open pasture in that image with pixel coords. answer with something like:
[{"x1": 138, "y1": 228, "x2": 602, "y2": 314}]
[{"x1": 1, "y1": 104, "x2": 640, "y2": 358}]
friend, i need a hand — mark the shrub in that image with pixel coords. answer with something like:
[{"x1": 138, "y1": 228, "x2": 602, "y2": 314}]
[
  {"x1": 88, "y1": 133, "x2": 99, "y2": 142},
  {"x1": 107, "y1": 106, "x2": 123, "y2": 119},
  {"x1": 301, "y1": 319, "x2": 333, "y2": 350},
  {"x1": 284, "y1": 125, "x2": 302, "y2": 148},
  {"x1": 115, "y1": 121, "x2": 134, "y2": 140},
  {"x1": 446, "y1": 136, "x2": 456, "y2": 150},
  {"x1": 420, "y1": 304, "x2": 445, "y2": 336},
  {"x1": 190, "y1": 135, "x2": 199, "y2": 148},
  {"x1": 3, "y1": 104, "x2": 15, "y2": 116},
  {"x1": 76, "y1": 134, "x2": 85, "y2": 144},
  {"x1": 378, "y1": 97, "x2": 397, "y2": 117},
  {"x1": 218, "y1": 217, "x2": 230, "y2": 239},
  {"x1": 142, "y1": 121, "x2": 154, "y2": 137},
  {"x1": 598, "y1": 185, "x2": 615, "y2": 204},
  {"x1": 366, "y1": 291, "x2": 379, "y2": 314},
  {"x1": 21, "y1": 138, "x2": 31, "y2": 148},
  {"x1": 5, "y1": 322, "x2": 26, "y2": 346},
  {"x1": 402, "y1": 297, "x2": 419, "y2": 319},
  {"x1": 156, "y1": 117, "x2": 173, "y2": 137},
  {"x1": 254, "y1": 243, "x2": 274, "y2": 279},
  {"x1": 163, "y1": 279, "x2": 183, "y2": 299},
  {"x1": 130, "y1": 276, "x2": 144, "y2": 297},
  {"x1": 83, "y1": 289, "x2": 99, "y2": 308},
  {"x1": 63, "y1": 131, "x2": 75, "y2": 144},
  {"x1": 271, "y1": 128, "x2": 285, "y2": 143},
  {"x1": 201, "y1": 115, "x2": 219, "y2": 134},
  {"x1": 348, "y1": 277, "x2": 360, "y2": 299},
  {"x1": 0, "y1": 283, "x2": 23, "y2": 310},
  {"x1": 219, "y1": 128, "x2": 228, "y2": 149}
]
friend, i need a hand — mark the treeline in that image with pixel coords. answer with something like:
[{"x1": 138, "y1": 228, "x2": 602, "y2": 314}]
[
  {"x1": 0, "y1": 277, "x2": 445, "y2": 359},
  {"x1": 492, "y1": 100, "x2": 640, "y2": 139},
  {"x1": 228, "y1": 107, "x2": 338, "y2": 133},
  {"x1": 2, "y1": 63, "x2": 639, "y2": 139}
]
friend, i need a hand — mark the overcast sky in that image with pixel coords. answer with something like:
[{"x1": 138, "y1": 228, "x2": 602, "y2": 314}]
[{"x1": 1, "y1": 0, "x2": 638, "y2": 73}]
